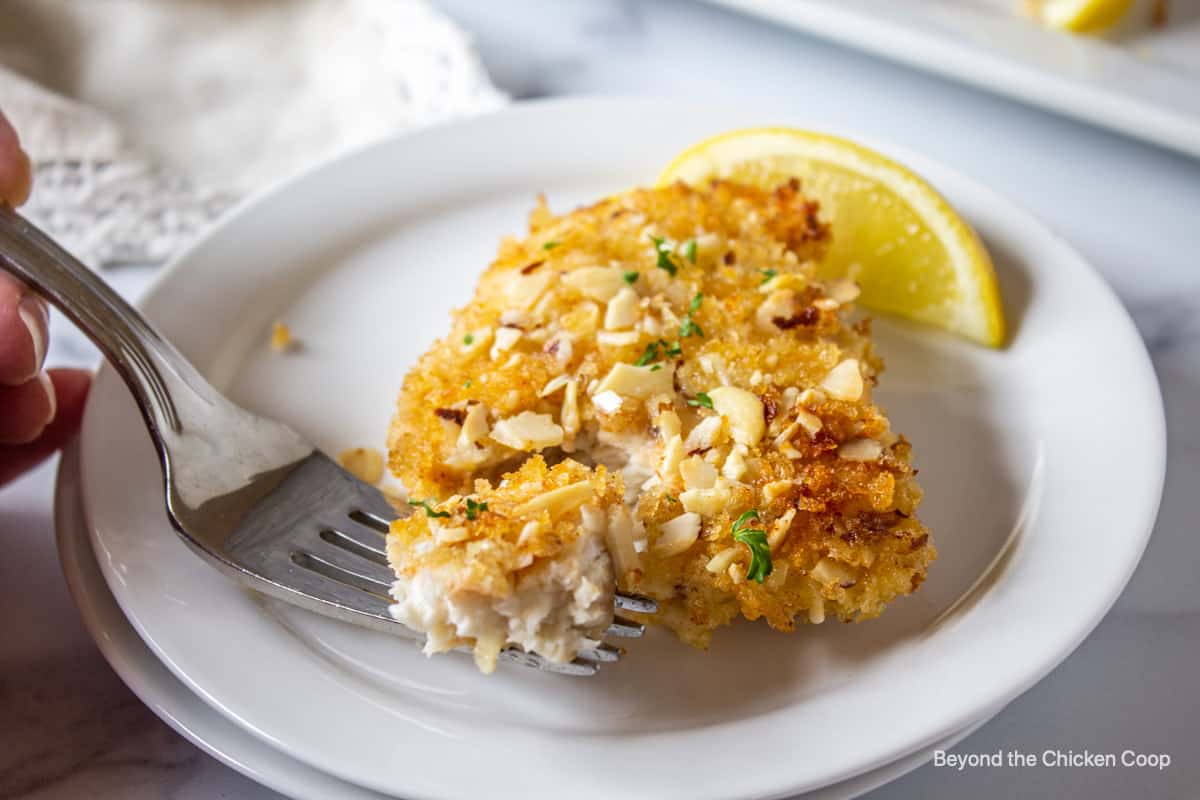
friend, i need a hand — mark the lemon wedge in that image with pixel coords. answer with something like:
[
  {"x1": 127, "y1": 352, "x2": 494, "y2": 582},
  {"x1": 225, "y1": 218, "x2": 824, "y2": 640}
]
[
  {"x1": 658, "y1": 128, "x2": 1005, "y2": 347},
  {"x1": 1027, "y1": 0, "x2": 1134, "y2": 33}
]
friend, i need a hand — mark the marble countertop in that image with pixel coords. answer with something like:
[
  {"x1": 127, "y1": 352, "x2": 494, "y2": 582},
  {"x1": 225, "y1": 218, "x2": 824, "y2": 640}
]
[{"x1": 2, "y1": 1, "x2": 1198, "y2": 798}]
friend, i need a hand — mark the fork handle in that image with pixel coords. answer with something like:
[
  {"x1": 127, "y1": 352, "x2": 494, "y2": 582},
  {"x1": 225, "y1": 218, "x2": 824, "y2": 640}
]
[{"x1": 0, "y1": 206, "x2": 222, "y2": 449}]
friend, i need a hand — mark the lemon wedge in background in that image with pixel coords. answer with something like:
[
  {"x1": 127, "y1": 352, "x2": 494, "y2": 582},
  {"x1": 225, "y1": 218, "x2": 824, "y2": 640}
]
[
  {"x1": 1026, "y1": 0, "x2": 1134, "y2": 33},
  {"x1": 658, "y1": 128, "x2": 1006, "y2": 347}
]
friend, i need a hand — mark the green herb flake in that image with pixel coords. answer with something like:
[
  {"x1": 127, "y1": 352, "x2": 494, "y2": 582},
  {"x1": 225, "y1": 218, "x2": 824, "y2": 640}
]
[
  {"x1": 623, "y1": 271, "x2": 640, "y2": 285},
  {"x1": 407, "y1": 498, "x2": 451, "y2": 519},
  {"x1": 685, "y1": 239, "x2": 698, "y2": 264},
  {"x1": 463, "y1": 379, "x2": 472, "y2": 388},
  {"x1": 665, "y1": 494, "x2": 678, "y2": 503},
  {"x1": 650, "y1": 235, "x2": 678, "y2": 276},
  {"x1": 543, "y1": 240, "x2": 561, "y2": 251},
  {"x1": 649, "y1": 363, "x2": 662, "y2": 372},
  {"x1": 732, "y1": 509, "x2": 761, "y2": 534},
  {"x1": 731, "y1": 509, "x2": 772, "y2": 583},
  {"x1": 688, "y1": 392, "x2": 714, "y2": 409},
  {"x1": 759, "y1": 269, "x2": 778, "y2": 285},
  {"x1": 635, "y1": 340, "x2": 663, "y2": 367},
  {"x1": 463, "y1": 333, "x2": 474, "y2": 345},
  {"x1": 464, "y1": 498, "x2": 489, "y2": 520},
  {"x1": 678, "y1": 293, "x2": 705, "y2": 339},
  {"x1": 665, "y1": 341, "x2": 683, "y2": 357}
]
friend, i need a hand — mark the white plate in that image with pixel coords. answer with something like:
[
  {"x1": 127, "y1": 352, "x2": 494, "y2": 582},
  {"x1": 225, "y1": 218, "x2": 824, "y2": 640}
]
[
  {"x1": 54, "y1": 442, "x2": 1001, "y2": 800},
  {"x1": 78, "y1": 98, "x2": 1165, "y2": 800},
  {"x1": 705, "y1": 0, "x2": 1200, "y2": 160}
]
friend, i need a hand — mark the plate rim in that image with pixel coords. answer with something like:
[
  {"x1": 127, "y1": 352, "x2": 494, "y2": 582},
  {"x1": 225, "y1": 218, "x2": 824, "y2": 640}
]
[{"x1": 76, "y1": 97, "x2": 1167, "y2": 800}]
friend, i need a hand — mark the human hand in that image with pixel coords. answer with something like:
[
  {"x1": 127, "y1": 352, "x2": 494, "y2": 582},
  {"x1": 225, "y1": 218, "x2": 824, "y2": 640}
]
[{"x1": 1, "y1": 109, "x2": 91, "y2": 487}]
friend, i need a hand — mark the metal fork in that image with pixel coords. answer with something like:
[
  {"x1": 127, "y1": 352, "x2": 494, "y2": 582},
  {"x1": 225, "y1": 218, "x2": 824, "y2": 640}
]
[{"x1": 0, "y1": 207, "x2": 654, "y2": 675}]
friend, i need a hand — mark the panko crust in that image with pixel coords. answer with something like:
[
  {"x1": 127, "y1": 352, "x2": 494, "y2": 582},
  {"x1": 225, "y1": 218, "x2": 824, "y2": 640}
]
[{"x1": 388, "y1": 179, "x2": 935, "y2": 648}]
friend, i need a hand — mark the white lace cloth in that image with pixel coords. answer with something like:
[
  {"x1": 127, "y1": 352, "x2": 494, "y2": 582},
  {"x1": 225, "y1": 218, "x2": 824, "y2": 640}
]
[{"x1": 0, "y1": 0, "x2": 505, "y2": 268}]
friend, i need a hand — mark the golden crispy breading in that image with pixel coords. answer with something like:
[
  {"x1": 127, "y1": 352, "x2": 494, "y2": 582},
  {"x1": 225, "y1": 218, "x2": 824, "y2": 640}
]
[
  {"x1": 388, "y1": 457, "x2": 623, "y2": 671},
  {"x1": 388, "y1": 179, "x2": 934, "y2": 649}
]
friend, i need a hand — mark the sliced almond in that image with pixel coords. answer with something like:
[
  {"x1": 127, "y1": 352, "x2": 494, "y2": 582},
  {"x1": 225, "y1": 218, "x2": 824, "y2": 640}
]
[
  {"x1": 679, "y1": 455, "x2": 718, "y2": 491},
  {"x1": 562, "y1": 266, "x2": 625, "y2": 302},
  {"x1": 838, "y1": 438, "x2": 883, "y2": 462},
  {"x1": 597, "y1": 330, "x2": 642, "y2": 347},
  {"x1": 680, "y1": 478, "x2": 732, "y2": 516},
  {"x1": 489, "y1": 411, "x2": 563, "y2": 451},
  {"x1": 808, "y1": 596, "x2": 826, "y2": 624},
  {"x1": 545, "y1": 335, "x2": 574, "y2": 369},
  {"x1": 659, "y1": 434, "x2": 686, "y2": 485},
  {"x1": 655, "y1": 409, "x2": 682, "y2": 441},
  {"x1": 604, "y1": 286, "x2": 641, "y2": 330},
  {"x1": 594, "y1": 362, "x2": 674, "y2": 399},
  {"x1": 762, "y1": 479, "x2": 794, "y2": 503},
  {"x1": 796, "y1": 408, "x2": 823, "y2": 436},
  {"x1": 826, "y1": 278, "x2": 861, "y2": 305},
  {"x1": 706, "y1": 546, "x2": 740, "y2": 574},
  {"x1": 457, "y1": 403, "x2": 489, "y2": 448},
  {"x1": 539, "y1": 375, "x2": 571, "y2": 397},
  {"x1": 588, "y1": 504, "x2": 641, "y2": 578},
  {"x1": 684, "y1": 415, "x2": 726, "y2": 452},
  {"x1": 819, "y1": 359, "x2": 864, "y2": 402},
  {"x1": 505, "y1": 270, "x2": 553, "y2": 310},
  {"x1": 430, "y1": 522, "x2": 470, "y2": 544},
  {"x1": 767, "y1": 508, "x2": 797, "y2": 551},
  {"x1": 561, "y1": 379, "x2": 580, "y2": 435},
  {"x1": 460, "y1": 327, "x2": 493, "y2": 356},
  {"x1": 722, "y1": 444, "x2": 748, "y2": 482},
  {"x1": 652, "y1": 512, "x2": 702, "y2": 557},
  {"x1": 513, "y1": 479, "x2": 592, "y2": 517},
  {"x1": 490, "y1": 326, "x2": 522, "y2": 360},
  {"x1": 811, "y1": 557, "x2": 858, "y2": 588},
  {"x1": 592, "y1": 390, "x2": 623, "y2": 414},
  {"x1": 708, "y1": 386, "x2": 765, "y2": 446}
]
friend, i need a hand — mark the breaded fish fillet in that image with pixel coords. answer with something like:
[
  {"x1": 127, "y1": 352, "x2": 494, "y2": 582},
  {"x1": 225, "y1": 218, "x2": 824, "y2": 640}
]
[
  {"x1": 388, "y1": 457, "x2": 622, "y2": 672},
  {"x1": 387, "y1": 179, "x2": 934, "y2": 661}
]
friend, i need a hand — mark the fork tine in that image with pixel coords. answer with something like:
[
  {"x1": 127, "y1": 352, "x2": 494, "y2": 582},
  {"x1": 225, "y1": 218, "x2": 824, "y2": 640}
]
[
  {"x1": 293, "y1": 536, "x2": 396, "y2": 590},
  {"x1": 605, "y1": 616, "x2": 645, "y2": 638},
  {"x1": 614, "y1": 593, "x2": 657, "y2": 614},
  {"x1": 319, "y1": 527, "x2": 388, "y2": 565},
  {"x1": 575, "y1": 642, "x2": 622, "y2": 664}
]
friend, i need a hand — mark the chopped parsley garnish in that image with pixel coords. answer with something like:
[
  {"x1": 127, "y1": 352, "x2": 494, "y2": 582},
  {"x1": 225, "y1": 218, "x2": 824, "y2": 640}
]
[
  {"x1": 464, "y1": 498, "x2": 489, "y2": 520},
  {"x1": 688, "y1": 392, "x2": 714, "y2": 409},
  {"x1": 463, "y1": 379, "x2": 472, "y2": 388},
  {"x1": 665, "y1": 494, "x2": 678, "y2": 503},
  {"x1": 543, "y1": 240, "x2": 560, "y2": 250},
  {"x1": 650, "y1": 364, "x2": 662, "y2": 372},
  {"x1": 760, "y1": 269, "x2": 778, "y2": 285},
  {"x1": 650, "y1": 234, "x2": 678, "y2": 276},
  {"x1": 685, "y1": 239, "x2": 698, "y2": 264},
  {"x1": 635, "y1": 338, "x2": 683, "y2": 367},
  {"x1": 463, "y1": 333, "x2": 474, "y2": 345},
  {"x1": 407, "y1": 498, "x2": 451, "y2": 518},
  {"x1": 732, "y1": 509, "x2": 772, "y2": 583},
  {"x1": 623, "y1": 271, "x2": 640, "y2": 285},
  {"x1": 678, "y1": 293, "x2": 705, "y2": 339},
  {"x1": 635, "y1": 340, "x2": 663, "y2": 367}
]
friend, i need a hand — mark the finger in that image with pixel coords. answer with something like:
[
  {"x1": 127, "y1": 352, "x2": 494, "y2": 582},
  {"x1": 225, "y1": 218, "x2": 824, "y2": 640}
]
[
  {"x1": 0, "y1": 109, "x2": 32, "y2": 207},
  {"x1": 0, "y1": 273, "x2": 49, "y2": 385},
  {"x1": 0, "y1": 370, "x2": 56, "y2": 444},
  {"x1": 0, "y1": 368, "x2": 90, "y2": 487}
]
